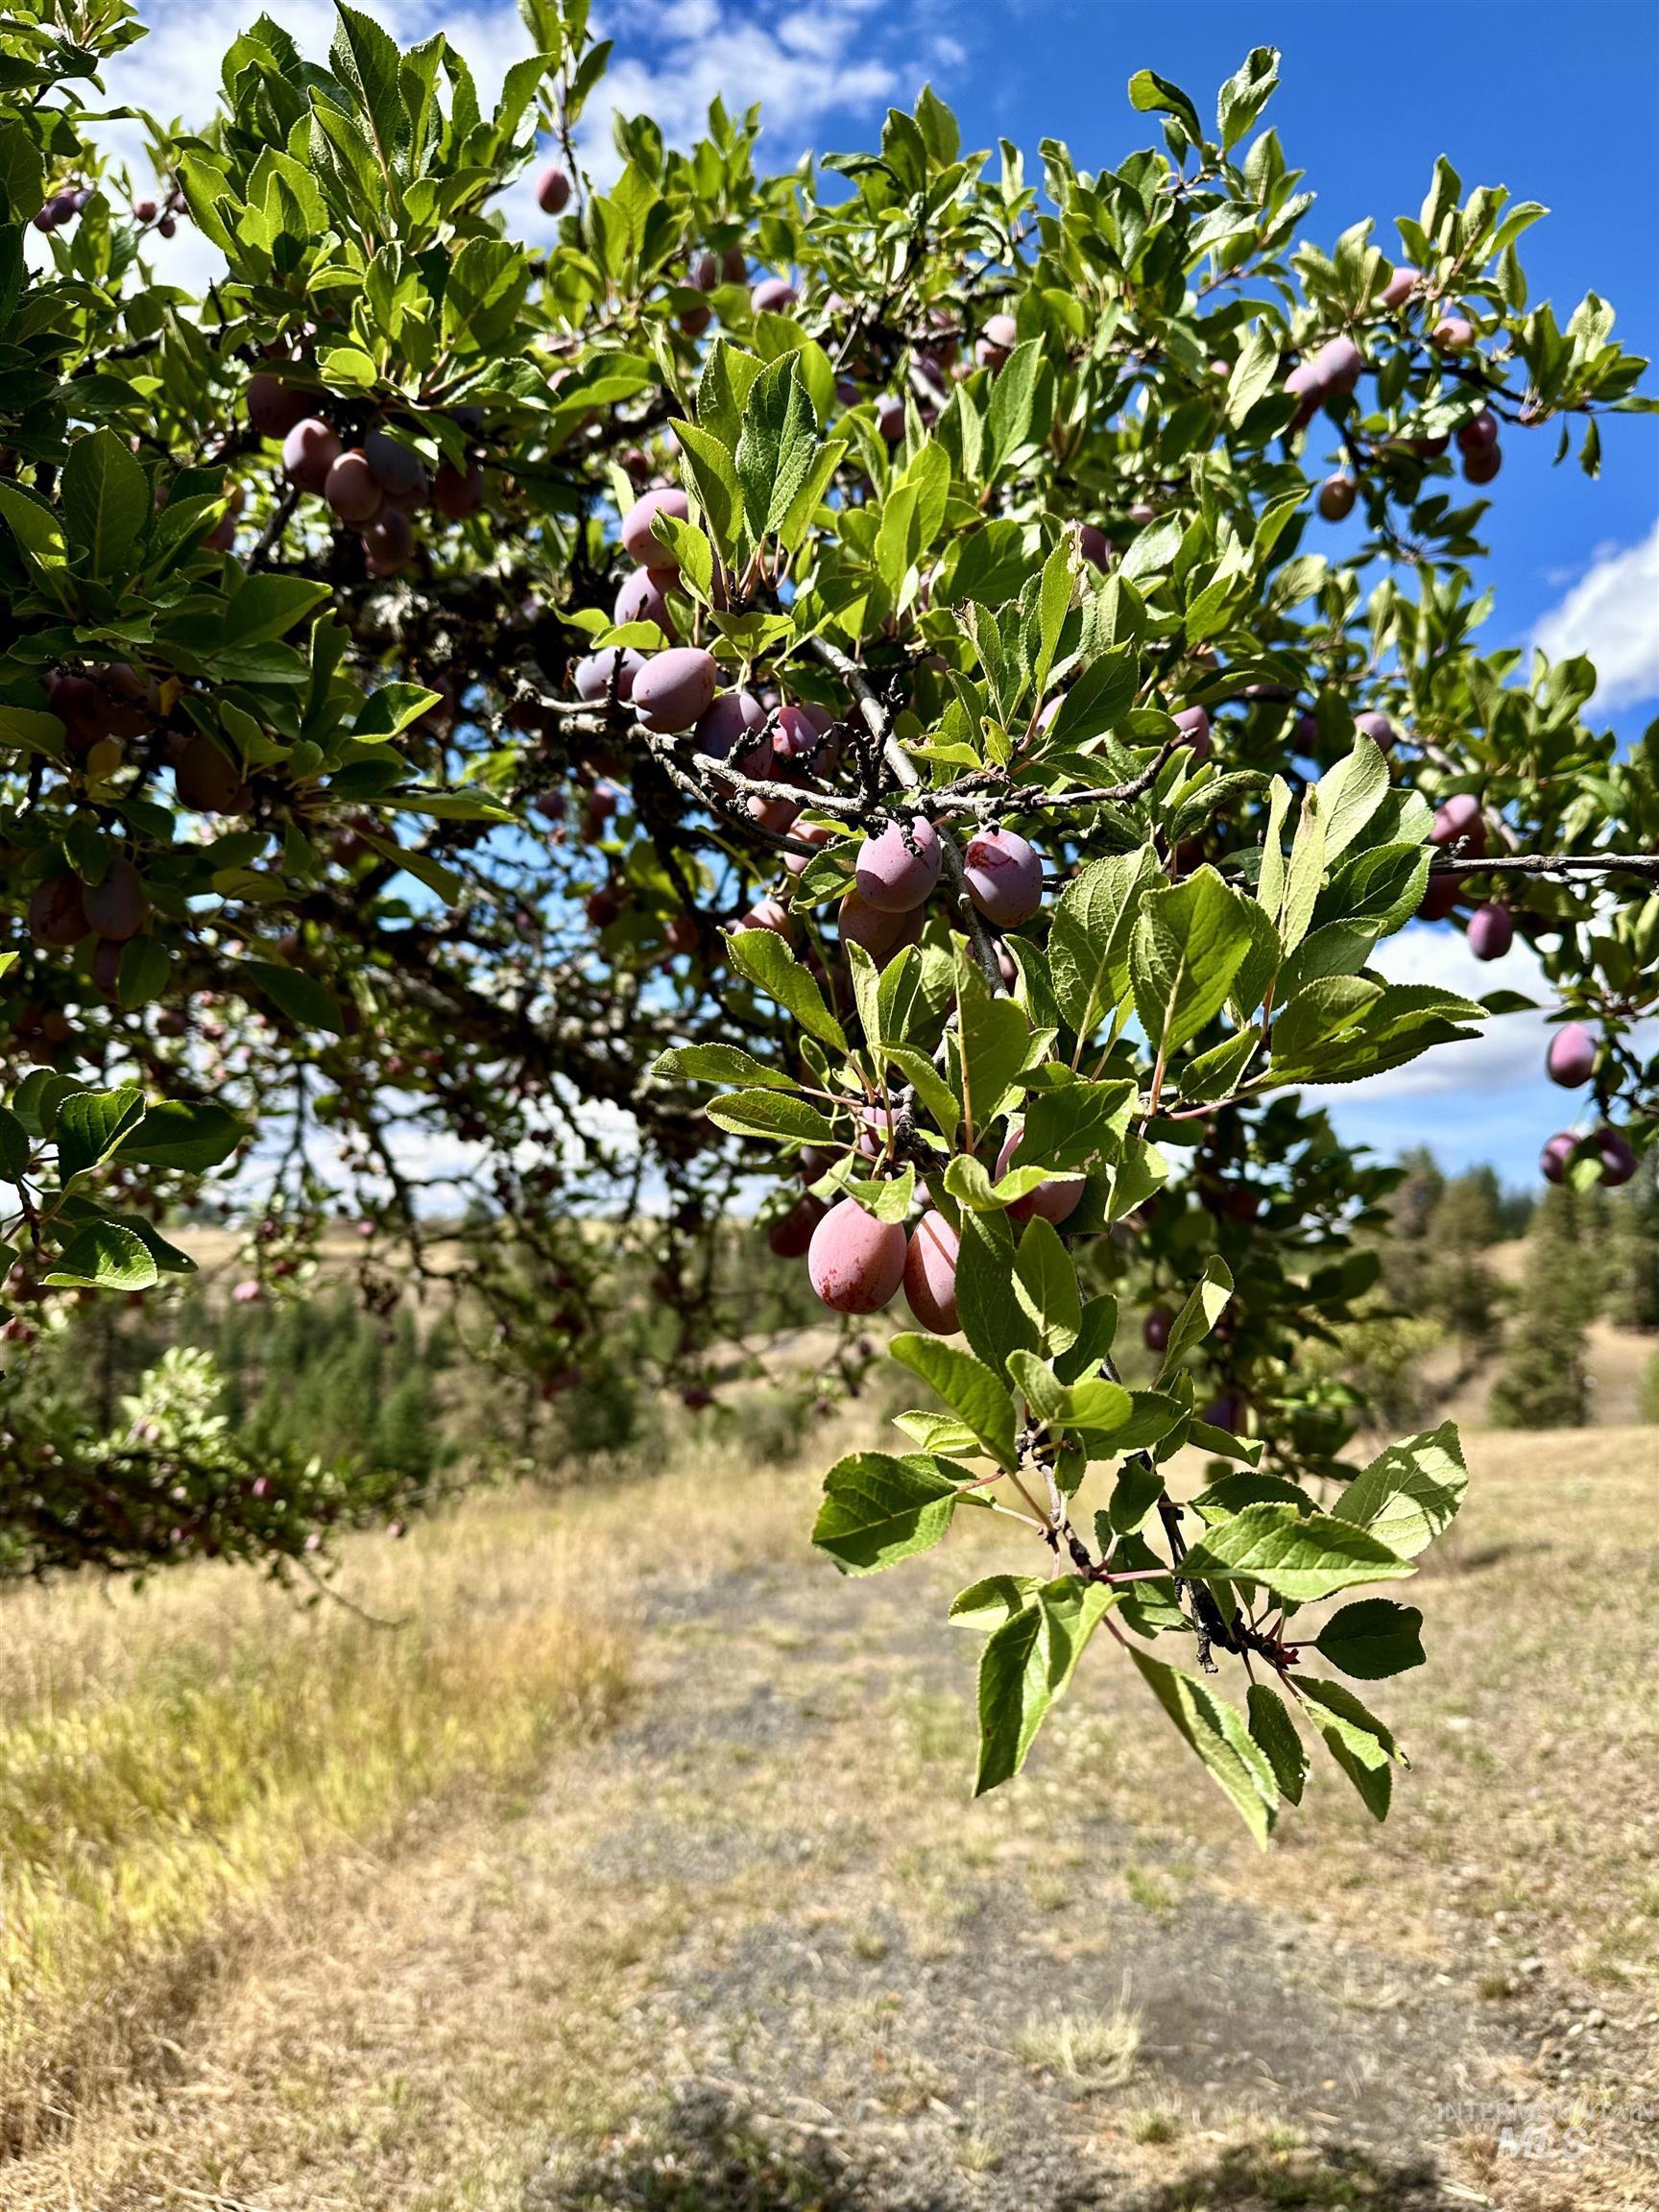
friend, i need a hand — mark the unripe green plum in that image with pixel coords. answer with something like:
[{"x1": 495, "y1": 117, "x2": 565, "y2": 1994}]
[
  {"x1": 1317, "y1": 473, "x2": 1357, "y2": 521},
  {"x1": 621, "y1": 486, "x2": 690, "y2": 569},
  {"x1": 325, "y1": 450, "x2": 384, "y2": 524},
  {"x1": 282, "y1": 419, "x2": 341, "y2": 493},
  {"x1": 903, "y1": 1212, "x2": 960, "y2": 1334},
  {"x1": 633, "y1": 647, "x2": 718, "y2": 733},
  {"x1": 28, "y1": 874, "x2": 88, "y2": 947},
  {"x1": 855, "y1": 816, "x2": 941, "y2": 914},
  {"x1": 175, "y1": 734, "x2": 251, "y2": 813},
  {"x1": 1467, "y1": 902, "x2": 1513, "y2": 960},
  {"x1": 963, "y1": 829, "x2": 1043, "y2": 926},
  {"x1": 83, "y1": 856, "x2": 149, "y2": 942},
  {"x1": 536, "y1": 163, "x2": 570, "y2": 215},
  {"x1": 613, "y1": 566, "x2": 676, "y2": 638},
  {"x1": 248, "y1": 374, "x2": 310, "y2": 440},
  {"x1": 1547, "y1": 1022, "x2": 1597, "y2": 1088},
  {"x1": 806, "y1": 1196, "x2": 906, "y2": 1313},
  {"x1": 997, "y1": 1121, "x2": 1084, "y2": 1226}
]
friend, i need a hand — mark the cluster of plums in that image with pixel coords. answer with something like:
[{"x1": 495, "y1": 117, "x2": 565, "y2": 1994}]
[
  {"x1": 1539, "y1": 1021, "x2": 1636, "y2": 1188},
  {"x1": 247, "y1": 376, "x2": 484, "y2": 575},
  {"x1": 34, "y1": 181, "x2": 181, "y2": 237}
]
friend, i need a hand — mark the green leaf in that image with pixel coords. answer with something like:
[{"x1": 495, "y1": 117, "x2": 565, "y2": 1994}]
[
  {"x1": 43, "y1": 1220, "x2": 159, "y2": 1292},
  {"x1": 60, "y1": 429, "x2": 148, "y2": 575},
  {"x1": 1131, "y1": 1647, "x2": 1278, "y2": 1846},
  {"x1": 1291, "y1": 1674, "x2": 1406, "y2": 1821},
  {"x1": 1313, "y1": 1599, "x2": 1426, "y2": 1680},
  {"x1": 242, "y1": 959, "x2": 347, "y2": 1035},
  {"x1": 116, "y1": 1100, "x2": 246, "y2": 1173},
  {"x1": 652, "y1": 1044, "x2": 796, "y2": 1092},
  {"x1": 332, "y1": 0, "x2": 410, "y2": 180},
  {"x1": 954, "y1": 1208, "x2": 1038, "y2": 1372},
  {"x1": 704, "y1": 1090, "x2": 835, "y2": 1145},
  {"x1": 1315, "y1": 733, "x2": 1392, "y2": 861},
  {"x1": 0, "y1": 1105, "x2": 32, "y2": 1183},
  {"x1": 1155, "y1": 1255, "x2": 1233, "y2": 1382},
  {"x1": 56, "y1": 1086, "x2": 146, "y2": 1183},
  {"x1": 734, "y1": 353, "x2": 821, "y2": 540},
  {"x1": 1226, "y1": 320, "x2": 1282, "y2": 425},
  {"x1": 975, "y1": 1580, "x2": 1118, "y2": 1794},
  {"x1": 1246, "y1": 1682, "x2": 1308, "y2": 1806},
  {"x1": 812, "y1": 1451, "x2": 967, "y2": 1575},
  {"x1": 987, "y1": 338, "x2": 1046, "y2": 472},
  {"x1": 949, "y1": 1574, "x2": 1042, "y2": 1632},
  {"x1": 726, "y1": 927, "x2": 848, "y2": 1051},
  {"x1": 952, "y1": 948, "x2": 1031, "y2": 1142},
  {"x1": 219, "y1": 573, "x2": 333, "y2": 651},
  {"x1": 1332, "y1": 1422, "x2": 1467, "y2": 1558},
  {"x1": 1012, "y1": 1214, "x2": 1081, "y2": 1354},
  {"x1": 1105, "y1": 1457, "x2": 1165, "y2": 1535},
  {"x1": 890, "y1": 1334, "x2": 1017, "y2": 1467},
  {"x1": 1047, "y1": 847, "x2": 1156, "y2": 1041},
  {"x1": 1131, "y1": 868, "x2": 1259, "y2": 1060},
  {"x1": 116, "y1": 937, "x2": 171, "y2": 1011},
  {"x1": 1172, "y1": 1503, "x2": 1416, "y2": 1602},
  {"x1": 1127, "y1": 65, "x2": 1203, "y2": 145}
]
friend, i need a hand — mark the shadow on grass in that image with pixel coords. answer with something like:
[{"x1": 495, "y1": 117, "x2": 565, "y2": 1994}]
[
  {"x1": 529, "y1": 2084, "x2": 950, "y2": 2212},
  {"x1": 1133, "y1": 2138, "x2": 1447, "y2": 2211}
]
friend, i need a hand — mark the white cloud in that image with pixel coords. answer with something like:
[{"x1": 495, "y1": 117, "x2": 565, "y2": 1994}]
[
  {"x1": 1530, "y1": 519, "x2": 1659, "y2": 710},
  {"x1": 1313, "y1": 922, "x2": 1552, "y2": 1103}
]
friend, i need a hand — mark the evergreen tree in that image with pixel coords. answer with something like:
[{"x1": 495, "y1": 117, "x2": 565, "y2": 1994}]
[{"x1": 1490, "y1": 1186, "x2": 1594, "y2": 1430}]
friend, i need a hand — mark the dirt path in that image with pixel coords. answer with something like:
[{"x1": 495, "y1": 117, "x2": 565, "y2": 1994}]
[{"x1": 7, "y1": 1437, "x2": 1654, "y2": 2211}]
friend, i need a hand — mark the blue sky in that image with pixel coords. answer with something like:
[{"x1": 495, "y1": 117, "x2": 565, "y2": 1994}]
[{"x1": 109, "y1": 0, "x2": 1659, "y2": 1186}]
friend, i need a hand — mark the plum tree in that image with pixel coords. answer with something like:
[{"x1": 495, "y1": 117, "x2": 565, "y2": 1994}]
[{"x1": 1, "y1": 11, "x2": 1654, "y2": 1826}]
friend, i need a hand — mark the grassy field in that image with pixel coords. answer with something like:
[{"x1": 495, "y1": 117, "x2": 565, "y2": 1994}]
[{"x1": 0, "y1": 1402, "x2": 1654, "y2": 2208}]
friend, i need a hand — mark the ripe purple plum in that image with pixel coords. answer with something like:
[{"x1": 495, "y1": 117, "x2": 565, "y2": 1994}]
[
  {"x1": 620, "y1": 486, "x2": 690, "y2": 569},
  {"x1": 1172, "y1": 705, "x2": 1212, "y2": 761},
  {"x1": 28, "y1": 874, "x2": 89, "y2": 947},
  {"x1": 536, "y1": 164, "x2": 570, "y2": 215},
  {"x1": 1142, "y1": 1306, "x2": 1172, "y2": 1354},
  {"x1": 996, "y1": 1122, "x2": 1084, "y2": 1226},
  {"x1": 1431, "y1": 793, "x2": 1485, "y2": 854},
  {"x1": 1311, "y1": 336, "x2": 1363, "y2": 395},
  {"x1": 903, "y1": 1212, "x2": 961, "y2": 1334},
  {"x1": 1078, "y1": 523, "x2": 1114, "y2": 571},
  {"x1": 282, "y1": 419, "x2": 342, "y2": 493},
  {"x1": 1595, "y1": 1127, "x2": 1637, "y2": 1186},
  {"x1": 736, "y1": 896, "x2": 792, "y2": 939},
  {"x1": 806, "y1": 1197, "x2": 906, "y2": 1314},
  {"x1": 1432, "y1": 316, "x2": 1474, "y2": 350},
  {"x1": 1540, "y1": 1131, "x2": 1578, "y2": 1185},
  {"x1": 364, "y1": 432, "x2": 426, "y2": 504},
  {"x1": 768, "y1": 1193, "x2": 826, "y2": 1260},
  {"x1": 1317, "y1": 473, "x2": 1357, "y2": 521},
  {"x1": 325, "y1": 450, "x2": 384, "y2": 524},
  {"x1": 854, "y1": 816, "x2": 941, "y2": 915},
  {"x1": 976, "y1": 313, "x2": 1018, "y2": 372},
  {"x1": 694, "y1": 688, "x2": 769, "y2": 766},
  {"x1": 613, "y1": 566, "x2": 676, "y2": 638},
  {"x1": 574, "y1": 647, "x2": 645, "y2": 703},
  {"x1": 838, "y1": 886, "x2": 925, "y2": 966},
  {"x1": 1467, "y1": 902, "x2": 1513, "y2": 960},
  {"x1": 1546, "y1": 1023, "x2": 1598, "y2": 1088},
  {"x1": 175, "y1": 734, "x2": 251, "y2": 813},
  {"x1": 964, "y1": 829, "x2": 1043, "y2": 926},
  {"x1": 748, "y1": 794, "x2": 802, "y2": 836},
  {"x1": 751, "y1": 276, "x2": 798, "y2": 314},
  {"x1": 82, "y1": 856, "x2": 149, "y2": 942},
  {"x1": 783, "y1": 820, "x2": 836, "y2": 875},
  {"x1": 633, "y1": 647, "x2": 718, "y2": 733},
  {"x1": 1462, "y1": 445, "x2": 1502, "y2": 486},
  {"x1": 1456, "y1": 410, "x2": 1500, "y2": 456},
  {"x1": 1355, "y1": 709, "x2": 1396, "y2": 754},
  {"x1": 433, "y1": 458, "x2": 485, "y2": 518},
  {"x1": 248, "y1": 374, "x2": 310, "y2": 440},
  {"x1": 1417, "y1": 873, "x2": 1460, "y2": 922},
  {"x1": 1285, "y1": 360, "x2": 1326, "y2": 430},
  {"x1": 1381, "y1": 265, "x2": 1419, "y2": 309},
  {"x1": 362, "y1": 506, "x2": 414, "y2": 575},
  {"x1": 875, "y1": 394, "x2": 905, "y2": 444}
]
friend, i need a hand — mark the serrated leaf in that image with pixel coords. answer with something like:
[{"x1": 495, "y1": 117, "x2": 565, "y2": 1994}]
[
  {"x1": 1313, "y1": 1598, "x2": 1426, "y2": 1680},
  {"x1": 1131, "y1": 1647, "x2": 1277, "y2": 1845},
  {"x1": 890, "y1": 1334, "x2": 1017, "y2": 1467},
  {"x1": 116, "y1": 1100, "x2": 245, "y2": 1173},
  {"x1": 43, "y1": 1219, "x2": 159, "y2": 1292},
  {"x1": 812, "y1": 1451, "x2": 966, "y2": 1575},
  {"x1": 1246, "y1": 1682, "x2": 1308, "y2": 1805},
  {"x1": 56, "y1": 1086, "x2": 145, "y2": 1182},
  {"x1": 726, "y1": 927, "x2": 848, "y2": 1052},
  {"x1": 1173, "y1": 1503, "x2": 1416, "y2": 1602},
  {"x1": 1332, "y1": 1421, "x2": 1467, "y2": 1557},
  {"x1": 975, "y1": 1580, "x2": 1118, "y2": 1793},
  {"x1": 704, "y1": 1089, "x2": 835, "y2": 1144},
  {"x1": 1155, "y1": 1255, "x2": 1233, "y2": 1382}
]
